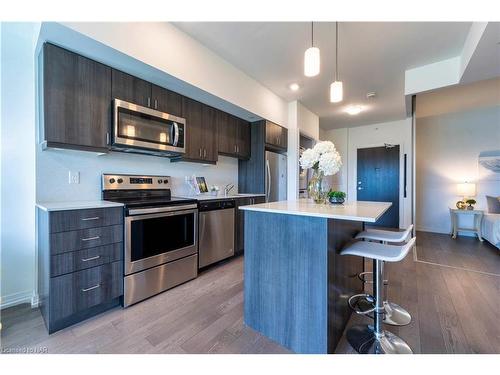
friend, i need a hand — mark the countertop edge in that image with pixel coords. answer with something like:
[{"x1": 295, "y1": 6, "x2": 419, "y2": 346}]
[
  {"x1": 36, "y1": 200, "x2": 124, "y2": 212},
  {"x1": 239, "y1": 206, "x2": 378, "y2": 223}
]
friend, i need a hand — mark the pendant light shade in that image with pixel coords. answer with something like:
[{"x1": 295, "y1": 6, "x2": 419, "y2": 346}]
[
  {"x1": 329, "y1": 22, "x2": 343, "y2": 103},
  {"x1": 330, "y1": 81, "x2": 343, "y2": 103},
  {"x1": 304, "y1": 22, "x2": 320, "y2": 77},
  {"x1": 304, "y1": 47, "x2": 320, "y2": 77}
]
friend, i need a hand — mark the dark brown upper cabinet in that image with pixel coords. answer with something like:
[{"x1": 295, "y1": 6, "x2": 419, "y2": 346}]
[
  {"x1": 112, "y1": 69, "x2": 152, "y2": 108},
  {"x1": 151, "y1": 85, "x2": 183, "y2": 117},
  {"x1": 42, "y1": 43, "x2": 112, "y2": 153},
  {"x1": 265, "y1": 120, "x2": 287, "y2": 150},
  {"x1": 218, "y1": 112, "x2": 251, "y2": 160}
]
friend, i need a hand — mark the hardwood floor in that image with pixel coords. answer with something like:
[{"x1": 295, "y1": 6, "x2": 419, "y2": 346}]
[{"x1": 1, "y1": 231, "x2": 499, "y2": 354}]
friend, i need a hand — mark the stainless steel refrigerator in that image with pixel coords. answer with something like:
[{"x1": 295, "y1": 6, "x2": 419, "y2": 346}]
[{"x1": 265, "y1": 151, "x2": 287, "y2": 202}]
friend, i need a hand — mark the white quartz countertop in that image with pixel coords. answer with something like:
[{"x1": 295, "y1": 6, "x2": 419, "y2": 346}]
[
  {"x1": 239, "y1": 199, "x2": 392, "y2": 223},
  {"x1": 36, "y1": 200, "x2": 124, "y2": 212},
  {"x1": 178, "y1": 193, "x2": 266, "y2": 201}
]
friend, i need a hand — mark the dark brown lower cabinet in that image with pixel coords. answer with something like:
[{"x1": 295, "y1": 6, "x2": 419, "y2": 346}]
[
  {"x1": 37, "y1": 206, "x2": 124, "y2": 334},
  {"x1": 235, "y1": 196, "x2": 266, "y2": 255}
]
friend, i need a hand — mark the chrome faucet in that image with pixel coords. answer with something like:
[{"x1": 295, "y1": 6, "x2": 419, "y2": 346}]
[{"x1": 224, "y1": 183, "x2": 235, "y2": 197}]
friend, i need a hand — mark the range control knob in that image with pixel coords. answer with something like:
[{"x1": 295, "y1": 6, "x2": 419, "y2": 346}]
[
  {"x1": 109, "y1": 178, "x2": 116, "y2": 184},
  {"x1": 158, "y1": 179, "x2": 163, "y2": 184},
  {"x1": 117, "y1": 178, "x2": 123, "y2": 184}
]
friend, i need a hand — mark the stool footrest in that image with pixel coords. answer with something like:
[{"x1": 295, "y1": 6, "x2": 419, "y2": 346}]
[{"x1": 348, "y1": 294, "x2": 376, "y2": 315}]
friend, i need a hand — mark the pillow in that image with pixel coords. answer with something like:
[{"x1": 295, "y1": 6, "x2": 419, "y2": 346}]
[{"x1": 486, "y1": 195, "x2": 500, "y2": 214}]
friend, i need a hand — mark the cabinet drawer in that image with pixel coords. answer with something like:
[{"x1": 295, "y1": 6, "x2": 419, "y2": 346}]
[
  {"x1": 50, "y1": 207, "x2": 123, "y2": 233},
  {"x1": 50, "y1": 225, "x2": 123, "y2": 255},
  {"x1": 51, "y1": 243, "x2": 123, "y2": 277},
  {"x1": 50, "y1": 261, "x2": 123, "y2": 322}
]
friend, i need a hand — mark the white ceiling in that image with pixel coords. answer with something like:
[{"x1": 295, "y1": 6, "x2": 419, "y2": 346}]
[{"x1": 174, "y1": 22, "x2": 472, "y2": 129}]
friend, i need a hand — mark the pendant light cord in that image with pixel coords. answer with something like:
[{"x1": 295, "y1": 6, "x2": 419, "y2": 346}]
[
  {"x1": 311, "y1": 21, "x2": 314, "y2": 47},
  {"x1": 335, "y1": 22, "x2": 339, "y2": 81}
]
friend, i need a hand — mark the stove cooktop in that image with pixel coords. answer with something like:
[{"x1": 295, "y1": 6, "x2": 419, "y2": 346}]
[{"x1": 105, "y1": 196, "x2": 197, "y2": 209}]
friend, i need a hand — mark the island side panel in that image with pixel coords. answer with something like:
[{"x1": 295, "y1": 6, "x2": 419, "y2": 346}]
[
  {"x1": 327, "y1": 219, "x2": 364, "y2": 353},
  {"x1": 244, "y1": 210, "x2": 329, "y2": 354}
]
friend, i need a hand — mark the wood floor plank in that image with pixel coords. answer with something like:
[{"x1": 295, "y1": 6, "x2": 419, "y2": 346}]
[{"x1": 1, "y1": 232, "x2": 499, "y2": 354}]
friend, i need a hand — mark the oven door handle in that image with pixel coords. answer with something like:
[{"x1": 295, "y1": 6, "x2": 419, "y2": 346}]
[{"x1": 128, "y1": 204, "x2": 198, "y2": 217}]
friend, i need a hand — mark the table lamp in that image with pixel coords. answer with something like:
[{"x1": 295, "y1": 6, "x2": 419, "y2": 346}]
[{"x1": 456, "y1": 182, "x2": 476, "y2": 210}]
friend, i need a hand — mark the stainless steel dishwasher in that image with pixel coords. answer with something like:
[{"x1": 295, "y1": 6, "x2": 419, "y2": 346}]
[{"x1": 198, "y1": 199, "x2": 235, "y2": 268}]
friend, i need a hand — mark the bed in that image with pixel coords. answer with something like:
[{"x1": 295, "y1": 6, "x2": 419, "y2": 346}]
[{"x1": 482, "y1": 213, "x2": 500, "y2": 249}]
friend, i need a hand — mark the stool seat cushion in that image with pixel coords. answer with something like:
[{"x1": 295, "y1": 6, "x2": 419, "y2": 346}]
[
  {"x1": 355, "y1": 224, "x2": 413, "y2": 243},
  {"x1": 341, "y1": 237, "x2": 416, "y2": 262}
]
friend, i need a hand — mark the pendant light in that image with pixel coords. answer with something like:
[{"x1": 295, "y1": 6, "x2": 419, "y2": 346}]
[
  {"x1": 330, "y1": 22, "x2": 343, "y2": 103},
  {"x1": 304, "y1": 22, "x2": 320, "y2": 77}
]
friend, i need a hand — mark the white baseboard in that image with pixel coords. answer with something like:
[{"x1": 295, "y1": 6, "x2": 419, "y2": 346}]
[
  {"x1": 0, "y1": 290, "x2": 33, "y2": 310},
  {"x1": 31, "y1": 292, "x2": 39, "y2": 308}
]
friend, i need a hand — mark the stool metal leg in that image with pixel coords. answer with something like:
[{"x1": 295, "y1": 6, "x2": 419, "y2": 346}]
[{"x1": 347, "y1": 259, "x2": 413, "y2": 354}]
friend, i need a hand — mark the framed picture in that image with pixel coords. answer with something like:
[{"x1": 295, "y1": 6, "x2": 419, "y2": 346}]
[{"x1": 196, "y1": 177, "x2": 208, "y2": 193}]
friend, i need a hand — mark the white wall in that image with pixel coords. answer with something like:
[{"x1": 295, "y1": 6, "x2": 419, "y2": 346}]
[
  {"x1": 319, "y1": 128, "x2": 348, "y2": 194},
  {"x1": 36, "y1": 150, "x2": 239, "y2": 202},
  {"x1": 1, "y1": 23, "x2": 39, "y2": 308},
  {"x1": 416, "y1": 78, "x2": 500, "y2": 235},
  {"x1": 320, "y1": 119, "x2": 413, "y2": 229},
  {"x1": 41, "y1": 22, "x2": 289, "y2": 128},
  {"x1": 288, "y1": 101, "x2": 320, "y2": 200}
]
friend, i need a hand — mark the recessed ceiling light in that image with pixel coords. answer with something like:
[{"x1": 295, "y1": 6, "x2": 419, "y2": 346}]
[
  {"x1": 344, "y1": 105, "x2": 363, "y2": 115},
  {"x1": 366, "y1": 92, "x2": 376, "y2": 99},
  {"x1": 289, "y1": 83, "x2": 300, "y2": 91}
]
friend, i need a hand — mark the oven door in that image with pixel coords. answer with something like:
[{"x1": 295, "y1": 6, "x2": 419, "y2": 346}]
[
  {"x1": 113, "y1": 99, "x2": 185, "y2": 154},
  {"x1": 125, "y1": 206, "x2": 198, "y2": 275}
]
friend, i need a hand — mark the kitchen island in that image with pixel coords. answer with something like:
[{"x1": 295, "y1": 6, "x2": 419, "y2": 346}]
[{"x1": 239, "y1": 199, "x2": 392, "y2": 354}]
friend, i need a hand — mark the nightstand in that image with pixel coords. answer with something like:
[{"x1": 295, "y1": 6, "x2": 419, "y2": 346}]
[{"x1": 449, "y1": 207, "x2": 484, "y2": 241}]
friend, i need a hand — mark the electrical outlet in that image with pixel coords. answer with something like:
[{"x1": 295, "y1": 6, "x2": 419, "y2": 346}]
[{"x1": 69, "y1": 171, "x2": 80, "y2": 184}]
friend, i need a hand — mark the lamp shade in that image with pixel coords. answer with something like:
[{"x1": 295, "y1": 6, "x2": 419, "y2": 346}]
[
  {"x1": 304, "y1": 47, "x2": 320, "y2": 77},
  {"x1": 457, "y1": 182, "x2": 476, "y2": 197},
  {"x1": 330, "y1": 81, "x2": 343, "y2": 103}
]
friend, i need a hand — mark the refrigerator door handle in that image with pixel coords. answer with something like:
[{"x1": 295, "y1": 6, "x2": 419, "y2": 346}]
[{"x1": 266, "y1": 159, "x2": 271, "y2": 202}]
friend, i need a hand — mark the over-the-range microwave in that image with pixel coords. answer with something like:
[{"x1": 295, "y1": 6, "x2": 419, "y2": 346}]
[{"x1": 112, "y1": 99, "x2": 186, "y2": 157}]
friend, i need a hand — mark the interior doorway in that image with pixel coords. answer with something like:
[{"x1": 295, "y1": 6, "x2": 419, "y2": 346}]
[{"x1": 357, "y1": 145, "x2": 400, "y2": 228}]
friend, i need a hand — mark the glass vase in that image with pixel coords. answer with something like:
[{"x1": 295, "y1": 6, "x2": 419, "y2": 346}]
[{"x1": 308, "y1": 169, "x2": 326, "y2": 204}]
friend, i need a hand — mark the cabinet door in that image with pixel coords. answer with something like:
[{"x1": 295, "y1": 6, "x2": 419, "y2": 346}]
[
  {"x1": 217, "y1": 111, "x2": 237, "y2": 156},
  {"x1": 202, "y1": 106, "x2": 218, "y2": 162},
  {"x1": 278, "y1": 126, "x2": 288, "y2": 149},
  {"x1": 112, "y1": 69, "x2": 151, "y2": 107},
  {"x1": 182, "y1": 97, "x2": 204, "y2": 160},
  {"x1": 151, "y1": 85, "x2": 183, "y2": 117},
  {"x1": 235, "y1": 197, "x2": 252, "y2": 255},
  {"x1": 265, "y1": 121, "x2": 279, "y2": 147},
  {"x1": 43, "y1": 43, "x2": 111, "y2": 152},
  {"x1": 236, "y1": 119, "x2": 251, "y2": 159}
]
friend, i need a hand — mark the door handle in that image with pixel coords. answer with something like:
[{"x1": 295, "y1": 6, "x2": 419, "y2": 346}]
[
  {"x1": 81, "y1": 236, "x2": 100, "y2": 241},
  {"x1": 81, "y1": 284, "x2": 100, "y2": 292},
  {"x1": 81, "y1": 255, "x2": 101, "y2": 262},
  {"x1": 173, "y1": 122, "x2": 179, "y2": 146},
  {"x1": 266, "y1": 160, "x2": 271, "y2": 202}
]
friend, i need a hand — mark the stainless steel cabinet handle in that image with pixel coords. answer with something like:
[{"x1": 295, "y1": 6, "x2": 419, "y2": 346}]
[
  {"x1": 81, "y1": 236, "x2": 100, "y2": 241},
  {"x1": 81, "y1": 255, "x2": 101, "y2": 262},
  {"x1": 147, "y1": 97, "x2": 151, "y2": 107},
  {"x1": 81, "y1": 217, "x2": 100, "y2": 221},
  {"x1": 81, "y1": 284, "x2": 100, "y2": 292},
  {"x1": 199, "y1": 148, "x2": 202, "y2": 157},
  {"x1": 106, "y1": 132, "x2": 110, "y2": 145},
  {"x1": 234, "y1": 144, "x2": 237, "y2": 153},
  {"x1": 204, "y1": 149, "x2": 207, "y2": 158},
  {"x1": 154, "y1": 99, "x2": 158, "y2": 109}
]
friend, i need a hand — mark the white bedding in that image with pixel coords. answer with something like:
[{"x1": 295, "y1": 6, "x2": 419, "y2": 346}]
[{"x1": 482, "y1": 213, "x2": 500, "y2": 249}]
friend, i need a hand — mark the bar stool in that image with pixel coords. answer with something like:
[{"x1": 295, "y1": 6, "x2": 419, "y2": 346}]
[
  {"x1": 354, "y1": 224, "x2": 413, "y2": 326},
  {"x1": 341, "y1": 237, "x2": 416, "y2": 354}
]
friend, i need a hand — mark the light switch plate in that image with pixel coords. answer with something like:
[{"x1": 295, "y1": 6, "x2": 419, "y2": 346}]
[{"x1": 69, "y1": 171, "x2": 80, "y2": 184}]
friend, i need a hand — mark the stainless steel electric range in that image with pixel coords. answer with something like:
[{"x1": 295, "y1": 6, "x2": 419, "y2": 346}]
[{"x1": 102, "y1": 174, "x2": 198, "y2": 307}]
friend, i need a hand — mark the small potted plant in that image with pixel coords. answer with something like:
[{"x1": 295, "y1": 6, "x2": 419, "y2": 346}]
[
  {"x1": 209, "y1": 185, "x2": 220, "y2": 197},
  {"x1": 328, "y1": 190, "x2": 346, "y2": 205},
  {"x1": 465, "y1": 199, "x2": 476, "y2": 210}
]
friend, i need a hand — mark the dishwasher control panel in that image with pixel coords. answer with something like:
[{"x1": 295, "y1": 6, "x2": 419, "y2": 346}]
[{"x1": 199, "y1": 199, "x2": 236, "y2": 212}]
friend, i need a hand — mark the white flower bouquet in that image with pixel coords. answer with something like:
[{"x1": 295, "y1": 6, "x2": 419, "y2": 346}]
[{"x1": 299, "y1": 141, "x2": 342, "y2": 176}]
